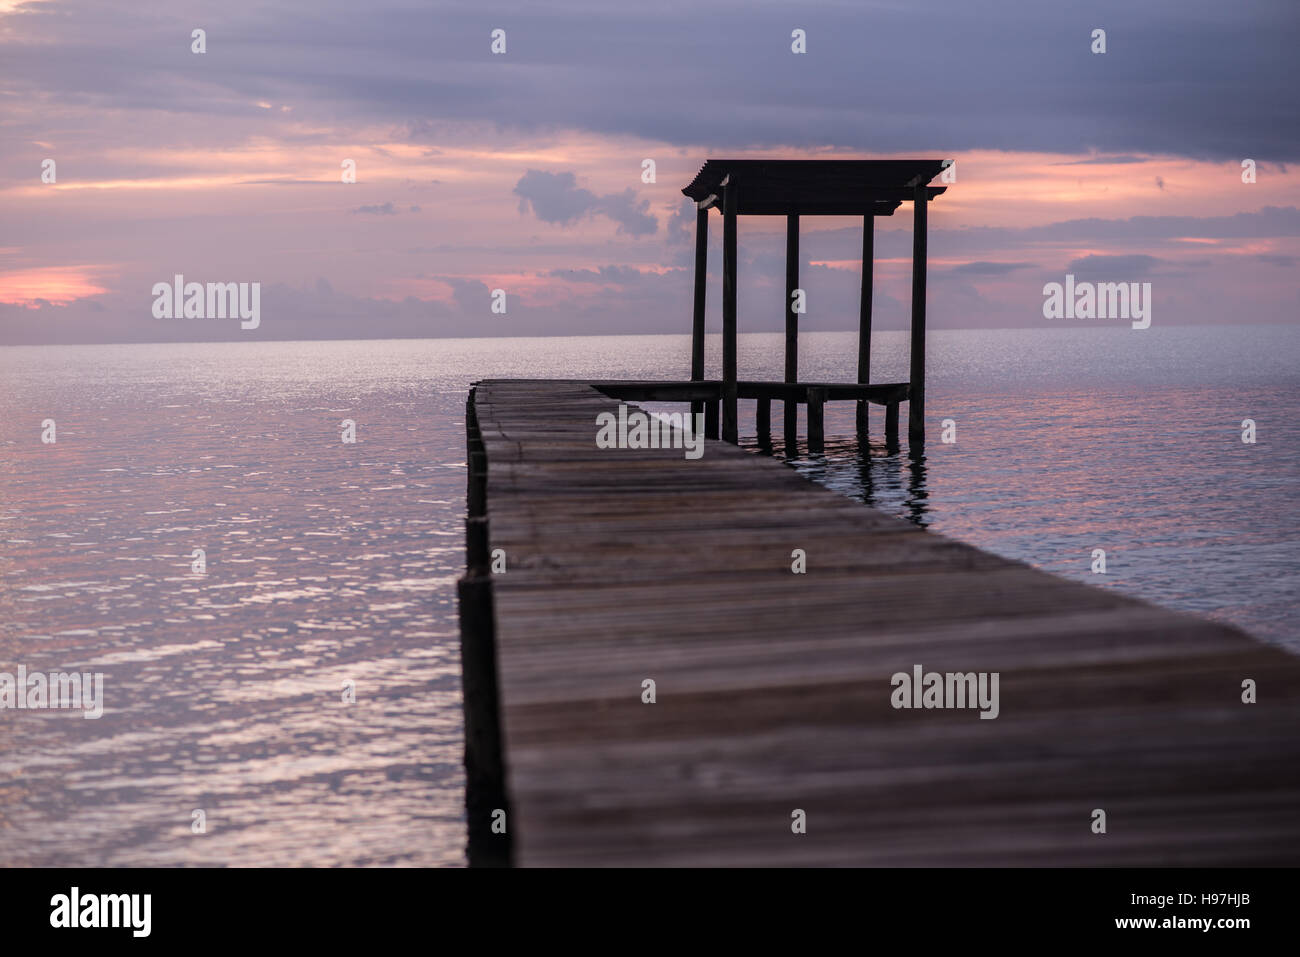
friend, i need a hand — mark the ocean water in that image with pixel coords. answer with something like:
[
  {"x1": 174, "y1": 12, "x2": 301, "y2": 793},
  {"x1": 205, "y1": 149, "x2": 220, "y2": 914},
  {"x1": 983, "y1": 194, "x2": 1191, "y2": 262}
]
[{"x1": 0, "y1": 326, "x2": 1296, "y2": 866}]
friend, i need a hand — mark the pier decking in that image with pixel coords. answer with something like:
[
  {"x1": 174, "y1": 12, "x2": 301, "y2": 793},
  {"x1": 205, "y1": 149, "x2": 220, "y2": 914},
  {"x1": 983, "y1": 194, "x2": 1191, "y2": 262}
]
[{"x1": 459, "y1": 379, "x2": 1300, "y2": 867}]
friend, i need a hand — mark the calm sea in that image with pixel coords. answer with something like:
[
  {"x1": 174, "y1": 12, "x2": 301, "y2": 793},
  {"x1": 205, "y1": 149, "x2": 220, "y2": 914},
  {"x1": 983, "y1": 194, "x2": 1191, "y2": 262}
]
[{"x1": 1, "y1": 326, "x2": 1296, "y2": 866}]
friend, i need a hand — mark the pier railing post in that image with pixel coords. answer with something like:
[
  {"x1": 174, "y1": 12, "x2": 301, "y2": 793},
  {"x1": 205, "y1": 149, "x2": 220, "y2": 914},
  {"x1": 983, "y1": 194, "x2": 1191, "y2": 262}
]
[
  {"x1": 722, "y1": 177, "x2": 739, "y2": 444},
  {"x1": 909, "y1": 186, "x2": 928, "y2": 446}
]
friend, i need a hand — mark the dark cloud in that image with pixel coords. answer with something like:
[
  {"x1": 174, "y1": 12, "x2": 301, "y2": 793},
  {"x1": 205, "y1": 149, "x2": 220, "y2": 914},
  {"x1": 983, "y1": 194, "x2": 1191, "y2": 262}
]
[
  {"x1": 1064, "y1": 254, "x2": 1166, "y2": 278},
  {"x1": 948, "y1": 261, "x2": 1037, "y2": 275},
  {"x1": 514, "y1": 170, "x2": 656, "y2": 236},
  {"x1": 513, "y1": 170, "x2": 599, "y2": 224},
  {"x1": 3, "y1": 0, "x2": 1295, "y2": 162}
]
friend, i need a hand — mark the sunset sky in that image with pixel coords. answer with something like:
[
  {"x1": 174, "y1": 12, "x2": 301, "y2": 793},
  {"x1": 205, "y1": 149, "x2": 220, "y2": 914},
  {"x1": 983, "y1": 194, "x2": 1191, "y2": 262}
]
[{"x1": 2, "y1": 0, "x2": 1297, "y2": 343}]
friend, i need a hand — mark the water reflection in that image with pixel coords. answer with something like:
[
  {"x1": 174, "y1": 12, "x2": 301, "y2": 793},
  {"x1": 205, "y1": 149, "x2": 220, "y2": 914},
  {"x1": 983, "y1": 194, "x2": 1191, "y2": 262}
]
[{"x1": 744, "y1": 430, "x2": 932, "y2": 527}]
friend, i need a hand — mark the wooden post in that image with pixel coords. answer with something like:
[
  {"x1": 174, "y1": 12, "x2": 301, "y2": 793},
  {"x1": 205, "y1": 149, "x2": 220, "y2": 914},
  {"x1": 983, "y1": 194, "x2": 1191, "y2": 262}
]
[
  {"x1": 467, "y1": 391, "x2": 486, "y2": 519},
  {"x1": 807, "y1": 386, "x2": 827, "y2": 453},
  {"x1": 460, "y1": 389, "x2": 510, "y2": 867},
  {"x1": 690, "y1": 206, "x2": 708, "y2": 422},
  {"x1": 784, "y1": 214, "x2": 800, "y2": 440},
  {"x1": 705, "y1": 397, "x2": 720, "y2": 440},
  {"x1": 856, "y1": 214, "x2": 874, "y2": 439},
  {"x1": 722, "y1": 179, "x2": 739, "y2": 444},
  {"x1": 466, "y1": 515, "x2": 490, "y2": 573},
  {"x1": 909, "y1": 186, "x2": 928, "y2": 445},
  {"x1": 756, "y1": 397, "x2": 772, "y2": 448},
  {"x1": 885, "y1": 401, "x2": 900, "y2": 449},
  {"x1": 458, "y1": 573, "x2": 511, "y2": 867}
]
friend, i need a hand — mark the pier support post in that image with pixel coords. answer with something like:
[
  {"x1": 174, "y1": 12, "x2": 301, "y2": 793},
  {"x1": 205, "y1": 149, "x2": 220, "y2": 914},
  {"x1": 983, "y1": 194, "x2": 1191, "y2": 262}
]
[
  {"x1": 807, "y1": 386, "x2": 827, "y2": 453},
  {"x1": 885, "y1": 401, "x2": 900, "y2": 450},
  {"x1": 756, "y1": 397, "x2": 772, "y2": 449},
  {"x1": 856, "y1": 214, "x2": 874, "y2": 440},
  {"x1": 909, "y1": 186, "x2": 928, "y2": 446},
  {"x1": 722, "y1": 177, "x2": 739, "y2": 444},
  {"x1": 784, "y1": 214, "x2": 800, "y2": 441},
  {"x1": 690, "y1": 206, "x2": 708, "y2": 423},
  {"x1": 704, "y1": 397, "x2": 719, "y2": 439}
]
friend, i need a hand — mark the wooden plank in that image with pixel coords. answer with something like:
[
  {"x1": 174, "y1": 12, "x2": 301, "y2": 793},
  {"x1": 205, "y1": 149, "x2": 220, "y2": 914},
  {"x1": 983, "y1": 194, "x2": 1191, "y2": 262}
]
[{"x1": 464, "y1": 379, "x2": 1300, "y2": 867}]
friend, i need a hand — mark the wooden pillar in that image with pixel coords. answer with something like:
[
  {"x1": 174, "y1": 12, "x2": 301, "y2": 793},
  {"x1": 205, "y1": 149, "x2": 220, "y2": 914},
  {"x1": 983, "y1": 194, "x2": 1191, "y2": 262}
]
[
  {"x1": 459, "y1": 389, "x2": 510, "y2": 867},
  {"x1": 466, "y1": 393, "x2": 486, "y2": 520},
  {"x1": 807, "y1": 386, "x2": 827, "y2": 453},
  {"x1": 756, "y1": 397, "x2": 772, "y2": 449},
  {"x1": 458, "y1": 572, "x2": 511, "y2": 867},
  {"x1": 466, "y1": 515, "x2": 490, "y2": 572},
  {"x1": 784, "y1": 214, "x2": 800, "y2": 439},
  {"x1": 690, "y1": 206, "x2": 708, "y2": 422},
  {"x1": 885, "y1": 401, "x2": 900, "y2": 449},
  {"x1": 909, "y1": 186, "x2": 928, "y2": 445},
  {"x1": 704, "y1": 397, "x2": 719, "y2": 439},
  {"x1": 856, "y1": 214, "x2": 874, "y2": 438},
  {"x1": 721, "y1": 179, "x2": 739, "y2": 444}
]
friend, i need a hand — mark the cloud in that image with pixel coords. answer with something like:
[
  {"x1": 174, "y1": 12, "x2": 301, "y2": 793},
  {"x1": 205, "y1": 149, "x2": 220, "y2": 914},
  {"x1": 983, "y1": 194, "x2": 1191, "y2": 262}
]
[
  {"x1": 1053, "y1": 156, "x2": 1148, "y2": 166},
  {"x1": 354, "y1": 202, "x2": 398, "y2": 215},
  {"x1": 3, "y1": 0, "x2": 1298, "y2": 171},
  {"x1": 513, "y1": 170, "x2": 657, "y2": 236},
  {"x1": 546, "y1": 265, "x2": 671, "y2": 284},
  {"x1": 513, "y1": 170, "x2": 598, "y2": 224},
  {"x1": 1064, "y1": 254, "x2": 1166, "y2": 278},
  {"x1": 947, "y1": 261, "x2": 1037, "y2": 276}
]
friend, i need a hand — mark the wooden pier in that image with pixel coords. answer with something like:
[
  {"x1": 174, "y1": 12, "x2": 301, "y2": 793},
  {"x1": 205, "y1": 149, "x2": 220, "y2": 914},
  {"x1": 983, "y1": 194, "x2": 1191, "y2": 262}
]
[{"x1": 459, "y1": 379, "x2": 1300, "y2": 867}]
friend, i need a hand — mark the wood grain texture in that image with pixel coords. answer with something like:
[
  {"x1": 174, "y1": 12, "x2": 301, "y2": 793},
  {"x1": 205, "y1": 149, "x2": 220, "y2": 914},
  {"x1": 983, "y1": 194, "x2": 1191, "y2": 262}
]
[{"x1": 466, "y1": 379, "x2": 1300, "y2": 867}]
